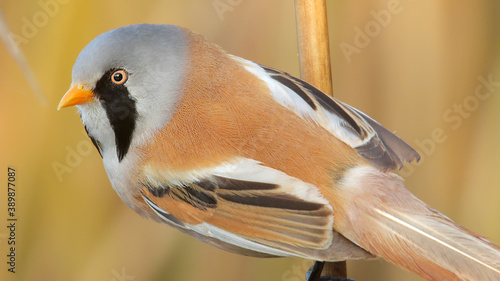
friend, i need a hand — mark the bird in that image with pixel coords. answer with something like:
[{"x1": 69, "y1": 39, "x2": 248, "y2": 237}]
[{"x1": 58, "y1": 24, "x2": 500, "y2": 281}]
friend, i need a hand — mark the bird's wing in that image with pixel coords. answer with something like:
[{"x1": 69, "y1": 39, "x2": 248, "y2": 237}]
[
  {"x1": 139, "y1": 158, "x2": 372, "y2": 260},
  {"x1": 233, "y1": 56, "x2": 420, "y2": 171}
]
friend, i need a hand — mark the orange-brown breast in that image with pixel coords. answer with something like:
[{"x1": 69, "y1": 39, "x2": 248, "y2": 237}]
[{"x1": 140, "y1": 29, "x2": 365, "y2": 194}]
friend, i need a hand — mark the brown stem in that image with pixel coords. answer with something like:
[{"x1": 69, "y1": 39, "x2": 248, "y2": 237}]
[
  {"x1": 294, "y1": 0, "x2": 333, "y2": 96},
  {"x1": 294, "y1": 0, "x2": 347, "y2": 279}
]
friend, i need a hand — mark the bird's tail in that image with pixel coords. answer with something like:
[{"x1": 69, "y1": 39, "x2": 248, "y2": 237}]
[{"x1": 333, "y1": 166, "x2": 500, "y2": 281}]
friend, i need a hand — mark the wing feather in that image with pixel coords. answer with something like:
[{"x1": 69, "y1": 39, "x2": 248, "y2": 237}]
[
  {"x1": 234, "y1": 56, "x2": 419, "y2": 171},
  {"x1": 140, "y1": 158, "x2": 373, "y2": 260}
]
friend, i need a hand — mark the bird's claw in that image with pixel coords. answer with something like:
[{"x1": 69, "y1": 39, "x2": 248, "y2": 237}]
[{"x1": 306, "y1": 262, "x2": 354, "y2": 281}]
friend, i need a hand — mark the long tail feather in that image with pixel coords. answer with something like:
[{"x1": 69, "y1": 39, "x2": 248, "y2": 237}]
[{"x1": 335, "y1": 166, "x2": 500, "y2": 281}]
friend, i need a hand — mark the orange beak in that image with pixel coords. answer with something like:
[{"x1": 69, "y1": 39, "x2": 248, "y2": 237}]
[{"x1": 57, "y1": 84, "x2": 94, "y2": 110}]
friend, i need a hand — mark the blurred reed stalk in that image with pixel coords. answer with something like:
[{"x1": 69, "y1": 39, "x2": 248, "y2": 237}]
[
  {"x1": 294, "y1": 0, "x2": 348, "y2": 279},
  {"x1": 0, "y1": 8, "x2": 47, "y2": 106}
]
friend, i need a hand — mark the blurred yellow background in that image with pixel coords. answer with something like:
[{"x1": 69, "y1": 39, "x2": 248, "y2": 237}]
[{"x1": 1, "y1": 0, "x2": 499, "y2": 281}]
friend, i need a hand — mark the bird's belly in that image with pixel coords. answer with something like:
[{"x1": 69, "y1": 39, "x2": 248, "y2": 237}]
[{"x1": 101, "y1": 149, "x2": 146, "y2": 215}]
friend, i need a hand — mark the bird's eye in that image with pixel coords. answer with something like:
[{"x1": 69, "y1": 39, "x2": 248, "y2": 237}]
[{"x1": 111, "y1": 69, "x2": 128, "y2": 85}]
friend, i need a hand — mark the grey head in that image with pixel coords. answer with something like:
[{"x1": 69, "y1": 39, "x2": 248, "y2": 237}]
[{"x1": 70, "y1": 24, "x2": 189, "y2": 162}]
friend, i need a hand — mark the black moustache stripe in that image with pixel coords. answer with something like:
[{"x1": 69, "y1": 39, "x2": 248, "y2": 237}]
[{"x1": 93, "y1": 69, "x2": 138, "y2": 162}]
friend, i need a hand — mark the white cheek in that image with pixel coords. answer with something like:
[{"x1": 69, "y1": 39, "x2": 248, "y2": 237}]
[
  {"x1": 77, "y1": 101, "x2": 115, "y2": 155},
  {"x1": 78, "y1": 101, "x2": 143, "y2": 209},
  {"x1": 103, "y1": 152, "x2": 130, "y2": 191}
]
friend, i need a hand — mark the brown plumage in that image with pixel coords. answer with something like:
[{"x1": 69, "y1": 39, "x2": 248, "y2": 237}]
[{"x1": 59, "y1": 24, "x2": 500, "y2": 280}]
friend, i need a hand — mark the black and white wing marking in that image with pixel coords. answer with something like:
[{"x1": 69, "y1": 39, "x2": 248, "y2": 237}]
[
  {"x1": 234, "y1": 56, "x2": 420, "y2": 171},
  {"x1": 140, "y1": 158, "x2": 373, "y2": 261}
]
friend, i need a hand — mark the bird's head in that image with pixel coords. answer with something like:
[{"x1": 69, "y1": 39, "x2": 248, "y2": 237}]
[{"x1": 58, "y1": 24, "x2": 189, "y2": 161}]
